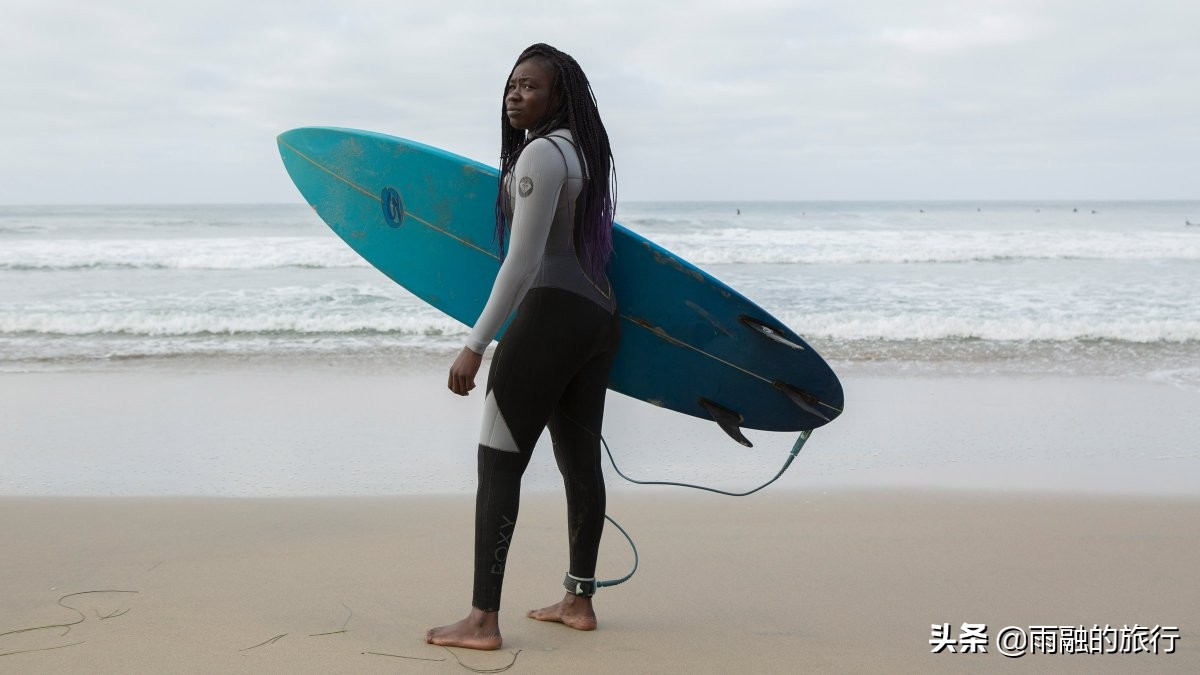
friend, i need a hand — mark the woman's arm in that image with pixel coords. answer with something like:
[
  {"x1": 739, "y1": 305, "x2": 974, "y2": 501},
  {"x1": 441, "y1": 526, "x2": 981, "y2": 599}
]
[
  {"x1": 464, "y1": 137, "x2": 567, "y2": 354},
  {"x1": 449, "y1": 138, "x2": 565, "y2": 396}
]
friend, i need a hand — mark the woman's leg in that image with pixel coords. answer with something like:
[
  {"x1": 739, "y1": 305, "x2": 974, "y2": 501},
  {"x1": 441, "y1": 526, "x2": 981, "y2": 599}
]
[
  {"x1": 422, "y1": 440, "x2": 532, "y2": 651},
  {"x1": 548, "y1": 350, "x2": 614, "y2": 584},
  {"x1": 428, "y1": 289, "x2": 601, "y2": 648},
  {"x1": 528, "y1": 308, "x2": 620, "y2": 630}
]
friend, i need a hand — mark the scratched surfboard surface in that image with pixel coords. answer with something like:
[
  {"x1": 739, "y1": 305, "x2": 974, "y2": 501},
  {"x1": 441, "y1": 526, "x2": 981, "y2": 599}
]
[{"x1": 277, "y1": 127, "x2": 842, "y2": 434}]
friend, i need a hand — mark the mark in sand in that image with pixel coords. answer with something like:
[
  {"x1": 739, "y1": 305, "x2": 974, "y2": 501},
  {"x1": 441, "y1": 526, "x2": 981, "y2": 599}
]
[
  {"x1": 309, "y1": 603, "x2": 354, "y2": 636},
  {"x1": 0, "y1": 589, "x2": 139, "y2": 658},
  {"x1": 367, "y1": 646, "x2": 522, "y2": 673},
  {"x1": 240, "y1": 602, "x2": 356, "y2": 651},
  {"x1": 239, "y1": 633, "x2": 288, "y2": 651}
]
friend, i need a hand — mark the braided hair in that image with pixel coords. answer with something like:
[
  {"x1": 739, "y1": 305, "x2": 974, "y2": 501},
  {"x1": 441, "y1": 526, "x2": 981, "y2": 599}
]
[{"x1": 494, "y1": 43, "x2": 616, "y2": 283}]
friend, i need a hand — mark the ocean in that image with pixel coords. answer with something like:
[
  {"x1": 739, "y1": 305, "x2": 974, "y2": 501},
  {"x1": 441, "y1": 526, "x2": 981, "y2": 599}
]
[
  {"x1": 3, "y1": 200, "x2": 1200, "y2": 497},
  {"x1": 3, "y1": 200, "x2": 1199, "y2": 388}
]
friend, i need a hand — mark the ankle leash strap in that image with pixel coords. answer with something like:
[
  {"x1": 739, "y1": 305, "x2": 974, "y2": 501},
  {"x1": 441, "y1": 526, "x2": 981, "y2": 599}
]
[{"x1": 563, "y1": 573, "x2": 597, "y2": 597}]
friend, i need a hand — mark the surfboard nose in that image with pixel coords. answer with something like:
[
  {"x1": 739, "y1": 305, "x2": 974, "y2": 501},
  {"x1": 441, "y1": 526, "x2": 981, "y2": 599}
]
[
  {"x1": 276, "y1": 127, "x2": 311, "y2": 154},
  {"x1": 277, "y1": 127, "x2": 354, "y2": 164}
]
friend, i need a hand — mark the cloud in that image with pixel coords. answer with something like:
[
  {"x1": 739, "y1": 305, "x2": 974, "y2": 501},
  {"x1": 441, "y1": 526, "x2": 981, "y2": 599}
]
[
  {"x1": 879, "y1": 14, "x2": 1039, "y2": 54},
  {"x1": 0, "y1": 0, "x2": 1198, "y2": 202}
]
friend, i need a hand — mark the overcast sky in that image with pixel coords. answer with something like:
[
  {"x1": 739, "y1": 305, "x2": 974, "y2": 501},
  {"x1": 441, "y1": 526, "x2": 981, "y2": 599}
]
[{"x1": 2, "y1": 0, "x2": 1197, "y2": 203}]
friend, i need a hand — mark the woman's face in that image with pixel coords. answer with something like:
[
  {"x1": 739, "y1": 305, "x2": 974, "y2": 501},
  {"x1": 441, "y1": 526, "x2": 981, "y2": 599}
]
[{"x1": 505, "y1": 58, "x2": 555, "y2": 131}]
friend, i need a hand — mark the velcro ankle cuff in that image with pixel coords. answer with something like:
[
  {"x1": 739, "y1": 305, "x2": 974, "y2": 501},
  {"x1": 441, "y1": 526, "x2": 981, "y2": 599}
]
[{"x1": 563, "y1": 573, "x2": 596, "y2": 597}]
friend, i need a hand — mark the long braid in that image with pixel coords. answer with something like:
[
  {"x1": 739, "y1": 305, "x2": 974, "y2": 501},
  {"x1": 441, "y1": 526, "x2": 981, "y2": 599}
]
[{"x1": 493, "y1": 44, "x2": 616, "y2": 283}]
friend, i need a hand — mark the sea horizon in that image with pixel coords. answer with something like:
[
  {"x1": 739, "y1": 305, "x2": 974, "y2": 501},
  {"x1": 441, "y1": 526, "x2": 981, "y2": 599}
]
[{"x1": 2, "y1": 197, "x2": 1197, "y2": 206}]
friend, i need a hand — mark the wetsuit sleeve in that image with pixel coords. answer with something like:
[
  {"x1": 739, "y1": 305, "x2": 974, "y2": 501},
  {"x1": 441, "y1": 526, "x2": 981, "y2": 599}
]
[{"x1": 465, "y1": 138, "x2": 566, "y2": 354}]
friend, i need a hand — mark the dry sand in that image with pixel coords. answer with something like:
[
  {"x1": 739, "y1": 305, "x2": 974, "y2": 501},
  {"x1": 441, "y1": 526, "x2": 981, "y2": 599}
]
[{"x1": 3, "y1": 490, "x2": 1197, "y2": 673}]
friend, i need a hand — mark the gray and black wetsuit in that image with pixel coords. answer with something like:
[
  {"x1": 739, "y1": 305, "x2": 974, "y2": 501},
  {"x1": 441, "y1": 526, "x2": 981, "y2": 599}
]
[{"x1": 464, "y1": 130, "x2": 620, "y2": 612}]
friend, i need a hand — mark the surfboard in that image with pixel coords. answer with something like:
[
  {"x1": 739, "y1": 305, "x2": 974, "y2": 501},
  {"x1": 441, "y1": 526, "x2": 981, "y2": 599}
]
[{"x1": 277, "y1": 127, "x2": 842, "y2": 444}]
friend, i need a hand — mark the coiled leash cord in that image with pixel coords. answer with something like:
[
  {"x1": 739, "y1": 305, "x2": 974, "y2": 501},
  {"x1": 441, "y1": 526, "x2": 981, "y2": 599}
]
[{"x1": 596, "y1": 429, "x2": 812, "y2": 589}]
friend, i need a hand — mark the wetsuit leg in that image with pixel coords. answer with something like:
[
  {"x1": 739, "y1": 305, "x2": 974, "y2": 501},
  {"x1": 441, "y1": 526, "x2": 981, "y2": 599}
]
[
  {"x1": 470, "y1": 288, "x2": 618, "y2": 611},
  {"x1": 546, "y1": 311, "x2": 620, "y2": 582},
  {"x1": 472, "y1": 441, "x2": 528, "y2": 612}
]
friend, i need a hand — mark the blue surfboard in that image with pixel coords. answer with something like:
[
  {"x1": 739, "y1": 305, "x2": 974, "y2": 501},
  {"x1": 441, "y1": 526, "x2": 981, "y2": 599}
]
[{"x1": 277, "y1": 127, "x2": 842, "y2": 444}]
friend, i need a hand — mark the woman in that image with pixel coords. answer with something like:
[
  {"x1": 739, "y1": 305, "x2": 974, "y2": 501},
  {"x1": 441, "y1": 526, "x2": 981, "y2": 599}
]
[{"x1": 426, "y1": 43, "x2": 620, "y2": 651}]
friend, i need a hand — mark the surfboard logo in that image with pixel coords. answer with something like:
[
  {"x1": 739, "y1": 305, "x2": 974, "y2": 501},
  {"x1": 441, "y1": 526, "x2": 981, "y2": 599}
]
[
  {"x1": 381, "y1": 187, "x2": 404, "y2": 228},
  {"x1": 518, "y1": 176, "x2": 534, "y2": 198}
]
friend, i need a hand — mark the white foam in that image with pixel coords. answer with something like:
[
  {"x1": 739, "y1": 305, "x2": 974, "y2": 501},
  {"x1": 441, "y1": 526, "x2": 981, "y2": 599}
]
[
  {"x1": 648, "y1": 228, "x2": 1200, "y2": 265},
  {"x1": 1145, "y1": 367, "x2": 1200, "y2": 392},
  {"x1": 781, "y1": 311, "x2": 1200, "y2": 343},
  {"x1": 0, "y1": 284, "x2": 467, "y2": 337},
  {"x1": 0, "y1": 311, "x2": 467, "y2": 337},
  {"x1": 0, "y1": 237, "x2": 365, "y2": 270},
  {"x1": 5, "y1": 228, "x2": 1198, "y2": 270}
]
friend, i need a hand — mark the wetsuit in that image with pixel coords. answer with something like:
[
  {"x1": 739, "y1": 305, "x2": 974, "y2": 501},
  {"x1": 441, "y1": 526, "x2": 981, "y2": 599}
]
[{"x1": 464, "y1": 130, "x2": 620, "y2": 612}]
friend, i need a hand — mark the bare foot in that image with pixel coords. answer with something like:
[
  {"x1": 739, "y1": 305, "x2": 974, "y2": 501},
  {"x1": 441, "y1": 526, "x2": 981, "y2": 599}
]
[
  {"x1": 425, "y1": 607, "x2": 502, "y2": 650},
  {"x1": 527, "y1": 592, "x2": 597, "y2": 631}
]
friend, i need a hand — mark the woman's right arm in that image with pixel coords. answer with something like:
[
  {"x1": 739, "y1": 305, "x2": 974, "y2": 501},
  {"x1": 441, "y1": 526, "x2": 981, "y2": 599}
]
[{"x1": 462, "y1": 137, "x2": 568, "y2": 355}]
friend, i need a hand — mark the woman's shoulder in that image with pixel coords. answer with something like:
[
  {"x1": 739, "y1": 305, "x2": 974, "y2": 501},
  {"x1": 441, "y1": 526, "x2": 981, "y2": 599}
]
[
  {"x1": 541, "y1": 128, "x2": 575, "y2": 145},
  {"x1": 516, "y1": 131, "x2": 575, "y2": 172},
  {"x1": 524, "y1": 130, "x2": 574, "y2": 153}
]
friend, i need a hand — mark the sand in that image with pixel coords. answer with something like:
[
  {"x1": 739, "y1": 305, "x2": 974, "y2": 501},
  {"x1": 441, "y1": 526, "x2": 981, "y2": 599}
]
[
  {"x1": 4, "y1": 365, "x2": 1198, "y2": 497},
  {"x1": 2, "y1": 363, "x2": 1198, "y2": 672},
  {"x1": 2, "y1": 491, "x2": 1197, "y2": 673}
]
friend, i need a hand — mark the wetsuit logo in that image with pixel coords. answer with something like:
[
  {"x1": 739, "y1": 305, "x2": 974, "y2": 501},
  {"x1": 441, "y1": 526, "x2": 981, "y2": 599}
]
[
  {"x1": 490, "y1": 514, "x2": 517, "y2": 575},
  {"x1": 518, "y1": 176, "x2": 534, "y2": 198}
]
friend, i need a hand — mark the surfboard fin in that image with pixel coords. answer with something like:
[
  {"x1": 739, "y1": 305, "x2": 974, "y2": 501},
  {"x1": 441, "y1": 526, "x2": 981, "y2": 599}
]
[
  {"x1": 773, "y1": 381, "x2": 834, "y2": 423},
  {"x1": 698, "y1": 398, "x2": 753, "y2": 447},
  {"x1": 739, "y1": 315, "x2": 805, "y2": 350}
]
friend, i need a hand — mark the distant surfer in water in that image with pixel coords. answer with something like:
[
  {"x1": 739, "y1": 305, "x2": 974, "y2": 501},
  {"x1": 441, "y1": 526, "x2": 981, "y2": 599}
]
[{"x1": 426, "y1": 44, "x2": 620, "y2": 650}]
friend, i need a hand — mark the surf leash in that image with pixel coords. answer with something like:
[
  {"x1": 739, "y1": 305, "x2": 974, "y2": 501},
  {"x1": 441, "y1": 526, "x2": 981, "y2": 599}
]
[
  {"x1": 603, "y1": 429, "x2": 811, "y2": 497},
  {"x1": 596, "y1": 514, "x2": 638, "y2": 589},
  {"x1": 596, "y1": 429, "x2": 811, "y2": 589}
]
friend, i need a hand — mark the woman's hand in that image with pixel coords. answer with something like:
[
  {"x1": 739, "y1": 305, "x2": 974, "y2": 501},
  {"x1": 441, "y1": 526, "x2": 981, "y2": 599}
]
[{"x1": 448, "y1": 346, "x2": 483, "y2": 396}]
